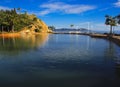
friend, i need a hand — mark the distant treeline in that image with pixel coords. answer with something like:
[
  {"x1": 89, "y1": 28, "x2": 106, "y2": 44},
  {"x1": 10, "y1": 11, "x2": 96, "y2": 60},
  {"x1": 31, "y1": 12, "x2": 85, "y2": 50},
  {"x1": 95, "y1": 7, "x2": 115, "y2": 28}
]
[{"x1": 0, "y1": 8, "x2": 38, "y2": 32}]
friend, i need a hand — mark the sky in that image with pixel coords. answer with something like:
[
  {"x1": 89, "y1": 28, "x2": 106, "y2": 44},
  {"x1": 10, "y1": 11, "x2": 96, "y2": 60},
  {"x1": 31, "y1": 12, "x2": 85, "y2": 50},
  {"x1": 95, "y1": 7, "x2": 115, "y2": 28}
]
[{"x1": 0, "y1": 0, "x2": 120, "y2": 31}]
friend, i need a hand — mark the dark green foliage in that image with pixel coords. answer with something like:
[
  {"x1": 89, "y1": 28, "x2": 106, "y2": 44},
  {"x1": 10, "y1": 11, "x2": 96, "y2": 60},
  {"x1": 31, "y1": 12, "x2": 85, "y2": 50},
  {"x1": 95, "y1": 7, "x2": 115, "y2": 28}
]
[
  {"x1": 0, "y1": 8, "x2": 37, "y2": 32},
  {"x1": 28, "y1": 26, "x2": 32, "y2": 29},
  {"x1": 34, "y1": 29, "x2": 40, "y2": 32},
  {"x1": 115, "y1": 14, "x2": 120, "y2": 24},
  {"x1": 105, "y1": 15, "x2": 117, "y2": 26},
  {"x1": 105, "y1": 15, "x2": 118, "y2": 35},
  {"x1": 48, "y1": 26, "x2": 55, "y2": 30},
  {"x1": 33, "y1": 17, "x2": 37, "y2": 21},
  {"x1": 38, "y1": 26, "x2": 42, "y2": 29},
  {"x1": 70, "y1": 24, "x2": 74, "y2": 28}
]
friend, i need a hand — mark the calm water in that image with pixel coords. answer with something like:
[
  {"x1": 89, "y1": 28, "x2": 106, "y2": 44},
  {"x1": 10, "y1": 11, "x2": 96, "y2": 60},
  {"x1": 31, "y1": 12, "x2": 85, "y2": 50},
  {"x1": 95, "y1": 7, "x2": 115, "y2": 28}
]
[{"x1": 0, "y1": 34, "x2": 120, "y2": 87}]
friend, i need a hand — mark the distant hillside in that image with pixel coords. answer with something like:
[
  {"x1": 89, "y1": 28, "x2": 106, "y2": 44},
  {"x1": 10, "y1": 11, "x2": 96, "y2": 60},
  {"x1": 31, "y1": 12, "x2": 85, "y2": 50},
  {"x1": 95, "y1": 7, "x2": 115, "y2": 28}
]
[
  {"x1": 0, "y1": 8, "x2": 52, "y2": 33},
  {"x1": 54, "y1": 28, "x2": 88, "y2": 31}
]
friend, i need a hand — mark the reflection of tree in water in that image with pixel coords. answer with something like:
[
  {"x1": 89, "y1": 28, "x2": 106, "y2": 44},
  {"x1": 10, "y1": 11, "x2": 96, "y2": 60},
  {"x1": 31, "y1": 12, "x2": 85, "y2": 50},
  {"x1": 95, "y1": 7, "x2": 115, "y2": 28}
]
[
  {"x1": 104, "y1": 40, "x2": 120, "y2": 78},
  {"x1": 115, "y1": 63, "x2": 120, "y2": 78},
  {"x1": 114, "y1": 50, "x2": 120, "y2": 78},
  {"x1": 104, "y1": 41, "x2": 115, "y2": 59},
  {"x1": 0, "y1": 33, "x2": 48, "y2": 55}
]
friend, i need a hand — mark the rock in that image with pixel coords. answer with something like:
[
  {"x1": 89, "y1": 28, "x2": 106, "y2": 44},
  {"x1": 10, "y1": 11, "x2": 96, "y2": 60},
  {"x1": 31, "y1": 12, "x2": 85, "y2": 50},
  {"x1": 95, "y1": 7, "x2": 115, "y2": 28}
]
[{"x1": 20, "y1": 15, "x2": 52, "y2": 34}]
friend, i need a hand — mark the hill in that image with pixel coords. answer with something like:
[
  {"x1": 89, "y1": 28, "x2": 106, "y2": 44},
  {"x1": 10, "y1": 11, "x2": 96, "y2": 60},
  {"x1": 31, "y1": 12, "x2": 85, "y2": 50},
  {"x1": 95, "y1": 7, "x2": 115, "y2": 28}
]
[
  {"x1": 0, "y1": 8, "x2": 52, "y2": 33},
  {"x1": 20, "y1": 14, "x2": 52, "y2": 34}
]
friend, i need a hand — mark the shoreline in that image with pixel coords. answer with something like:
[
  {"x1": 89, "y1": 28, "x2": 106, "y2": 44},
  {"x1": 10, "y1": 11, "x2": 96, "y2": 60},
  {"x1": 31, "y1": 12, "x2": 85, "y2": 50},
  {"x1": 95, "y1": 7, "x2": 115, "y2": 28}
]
[
  {"x1": 0, "y1": 33, "x2": 21, "y2": 38},
  {"x1": 109, "y1": 36, "x2": 120, "y2": 46},
  {"x1": 53, "y1": 32, "x2": 120, "y2": 46},
  {"x1": 0, "y1": 32, "x2": 49, "y2": 38},
  {"x1": 0, "y1": 32, "x2": 120, "y2": 46},
  {"x1": 87, "y1": 33, "x2": 120, "y2": 46}
]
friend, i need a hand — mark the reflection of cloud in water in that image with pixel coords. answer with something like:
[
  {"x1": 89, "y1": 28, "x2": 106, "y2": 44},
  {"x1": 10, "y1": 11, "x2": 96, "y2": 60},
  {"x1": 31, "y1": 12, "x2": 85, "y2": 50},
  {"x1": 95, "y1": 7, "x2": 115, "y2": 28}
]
[{"x1": 0, "y1": 33, "x2": 49, "y2": 55}]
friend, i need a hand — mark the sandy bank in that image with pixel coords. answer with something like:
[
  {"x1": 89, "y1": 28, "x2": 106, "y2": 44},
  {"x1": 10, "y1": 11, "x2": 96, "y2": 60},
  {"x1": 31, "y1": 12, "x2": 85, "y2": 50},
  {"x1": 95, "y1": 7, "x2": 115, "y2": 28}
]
[
  {"x1": 0, "y1": 32, "x2": 50, "y2": 38},
  {"x1": 90, "y1": 34, "x2": 107, "y2": 38},
  {"x1": 0, "y1": 33, "x2": 21, "y2": 38}
]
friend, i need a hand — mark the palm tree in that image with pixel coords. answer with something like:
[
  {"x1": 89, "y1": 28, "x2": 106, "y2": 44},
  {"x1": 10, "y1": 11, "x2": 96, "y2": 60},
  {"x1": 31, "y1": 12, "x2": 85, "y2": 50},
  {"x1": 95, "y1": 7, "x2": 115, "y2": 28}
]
[
  {"x1": 105, "y1": 15, "x2": 117, "y2": 36},
  {"x1": 115, "y1": 14, "x2": 120, "y2": 24}
]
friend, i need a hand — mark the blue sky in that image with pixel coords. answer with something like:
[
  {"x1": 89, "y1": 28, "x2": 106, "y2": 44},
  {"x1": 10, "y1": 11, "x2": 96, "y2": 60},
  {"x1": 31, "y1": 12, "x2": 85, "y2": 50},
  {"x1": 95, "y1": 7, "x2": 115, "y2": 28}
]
[{"x1": 0, "y1": 0, "x2": 120, "y2": 31}]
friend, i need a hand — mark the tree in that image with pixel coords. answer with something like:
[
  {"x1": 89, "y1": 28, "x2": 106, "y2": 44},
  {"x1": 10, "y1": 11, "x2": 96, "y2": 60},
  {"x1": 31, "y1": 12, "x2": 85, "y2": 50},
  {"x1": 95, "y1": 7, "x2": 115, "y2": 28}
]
[
  {"x1": 17, "y1": 8, "x2": 21, "y2": 14},
  {"x1": 105, "y1": 15, "x2": 117, "y2": 36},
  {"x1": 0, "y1": 8, "x2": 43, "y2": 32},
  {"x1": 115, "y1": 14, "x2": 120, "y2": 24},
  {"x1": 70, "y1": 24, "x2": 74, "y2": 28},
  {"x1": 9, "y1": 9, "x2": 18, "y2": 32},
  {"x1": 0, "y1": 12, "x2": 5, "y2": 32},
  {"x1": 48, "y1": 26, "x2": 55, "y2": 31},
  {"x1": 0, "y1": 10, "x2": 10, "y2": 32}
]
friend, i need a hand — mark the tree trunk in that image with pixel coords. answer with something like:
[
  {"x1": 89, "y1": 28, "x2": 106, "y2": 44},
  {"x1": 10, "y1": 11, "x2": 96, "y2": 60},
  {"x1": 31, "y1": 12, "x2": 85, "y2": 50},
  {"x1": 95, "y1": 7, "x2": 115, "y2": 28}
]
[
  {"x1": 7, "y1": 26, "x2": 9, "y2": 32},
  {"x1": 12, "y1": 25, "x2": 14, "y2": 32},
  {"x1": 110, "y1": 25, "x2": 113, "y2": 36},
  {"x1": 2, "y1": 25, "x2": 3, "y2": 33}
]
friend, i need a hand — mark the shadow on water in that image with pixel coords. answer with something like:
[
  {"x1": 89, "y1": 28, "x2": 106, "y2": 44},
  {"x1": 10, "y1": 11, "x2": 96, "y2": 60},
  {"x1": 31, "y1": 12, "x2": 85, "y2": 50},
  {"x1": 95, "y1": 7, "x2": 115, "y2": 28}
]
[{"x1": 0, "y1": 33, "x2": 49, "y2": 55}]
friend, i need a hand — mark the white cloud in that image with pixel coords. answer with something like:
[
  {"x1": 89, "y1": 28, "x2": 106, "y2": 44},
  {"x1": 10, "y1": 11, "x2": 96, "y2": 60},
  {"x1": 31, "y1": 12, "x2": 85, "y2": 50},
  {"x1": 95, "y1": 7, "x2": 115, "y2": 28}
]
[
  {"x1": 39, "y1": 2, "x2": 96, "y2": 15},
  {"x1": 99, "y1": 7, "x2": 110, "y2": 11},
  {"x1": 39, "y1": 10, "x2": 51, "y2": 15},
  {"x1": 28, "y1": 10, "x2": 52, "y2": 16},
  {"x1": 114, "y1": 0, "x2": 120, "y2": 7},
  {"x1": 0, "y1": 6, "x2": 11, "y2": 10}
]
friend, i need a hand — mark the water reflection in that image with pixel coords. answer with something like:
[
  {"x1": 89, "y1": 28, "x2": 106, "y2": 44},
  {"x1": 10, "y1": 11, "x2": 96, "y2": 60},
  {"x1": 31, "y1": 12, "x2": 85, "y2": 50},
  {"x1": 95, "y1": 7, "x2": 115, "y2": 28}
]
[
  {"x1": 103, "y1": 40, "x2": 120, "y2": 78},
  {"x1": 104, "y1": 41, "x2": 115, "y2": 58},
  {"x1": 0, "y1": 34, "x2": 120, "y2": 87},
  {"x1": 114, "y1": 53, "x2": 120, "y2": 78},
  {"x1": 0, "y1": 33, "x2": 48, "y2": 55},
  {"x1": 115, "y1": 64, "x2": 120, "y2": 79}
]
